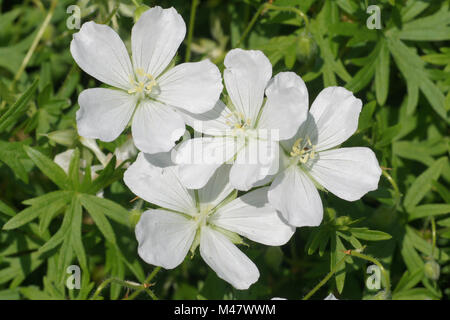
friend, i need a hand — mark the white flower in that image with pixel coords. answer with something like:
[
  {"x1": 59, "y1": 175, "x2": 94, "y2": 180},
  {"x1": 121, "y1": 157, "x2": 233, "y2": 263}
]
[
  {"x1": 268, "y1": 87, "x2": 382, "y2": 227},
  {"x1": 173, "y1": 48, "x2": 308, "y2": 191},
  {"x1": 123, "y1": 153, "x2": 294, "y2": 290},
  {"x1": 70, "y1": 6, "x2": 223, "y2": 154}
]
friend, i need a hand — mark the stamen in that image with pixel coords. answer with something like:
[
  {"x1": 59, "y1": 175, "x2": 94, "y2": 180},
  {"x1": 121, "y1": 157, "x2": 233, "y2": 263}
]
[{"x1": 290, "y1": 136, "x2": 316, "y2": 164}]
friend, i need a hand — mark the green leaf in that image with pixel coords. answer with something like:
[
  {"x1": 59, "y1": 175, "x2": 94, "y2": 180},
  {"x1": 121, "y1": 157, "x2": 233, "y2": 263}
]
[
  {"x1": 80, "y1": 195, "x2": 117, "y2": 244},
  {"x1": 3, "y1": 191, "x2": 71, "y2": 230},
  {"x1": 24, "y1": 146, "x2": 70, "y2": 190},
  {"x1": 350, "y1": 228, "x2": 392, "y2": 241},
  {"x1": 0, "y1": 79, "x2": 38, "y2": 132},
  {"x1": 79, "y1": 194, "x2": 129, "y2": 226},
  {"x1": 0, "y1": 140, "x2": 29, "y2": 183},
  {"x1": 403, "y1": 157, "x2": 447, "y2": 210},
  {"x1": 375, "y1": 39, "x2": 390, "y2": 105},
  {"x1": 408, "y1": 204, "x2": 450, "y2": 221}
]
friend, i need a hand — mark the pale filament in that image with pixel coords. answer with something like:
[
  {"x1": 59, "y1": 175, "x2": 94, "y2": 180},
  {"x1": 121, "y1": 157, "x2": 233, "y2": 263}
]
[
  {"x1": 128, "y1": 68, "x2": 158, "y2": 95},
  {"x1": 290, "y1": 136, "x2": 316, "y2": 164}
]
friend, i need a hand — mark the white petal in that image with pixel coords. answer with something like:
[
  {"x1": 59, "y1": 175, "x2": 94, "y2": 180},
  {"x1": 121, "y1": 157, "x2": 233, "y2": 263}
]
[
  {"x1": 157, "y1": 60, "x2": 223, "y2": 113},
  {"x1": 198, "y1": 165, "x2": 234, "y2": 209},
  {"x1": 54, "y1": 149, "x2": 75, "y2": 173},
  {"x1": 258, "y1": 72, "x2": 308, "y2": 140},
  {"x1": 131, "y1": 6, "x2": 185, "y2": 78},
  {"x1": 77, "y1": 88, "x2": 136, "y2": 142},
  {"x1": 309, "y1": 147, "x2": 381, "y2": 201},
  {"x1": 200, "y1": 226, "x2": 259, "y2": 290},
  {"x1": 182, "y1": 100, "x2": 233, "y2": 136},
  {"x1": 324, "y1": 293, "x2": 338, "y2": 300},
  {"x1": 309, "y1": 87, "x2": 362, "y2": 151},
  {"x1": 229, "y1": 137, "x2": 279, "y2": 191},
  {"x1": 70, "y1": 22, "x2": 133, "y2": 90},
  {"x1": 210, "y1": 187, "x2": 294, "y2": 245},
  {"x1": 124, "y1": 153, "x2": 196, "y2": 214},
  {"x1": 173, "y1": 136, "x2": 242, "y2": 189},
  {"x1": 224, "y1": 49, "x2": 272, "y2": 123},
  {"x1": 131, "y1": 100, "x2": 185, "y2": 154},
  {"x1": 136, "y1": 209, "x2": 196, "y2": 269},
  {"x1": 268, "y1": 165, "x2": 323, "y2": 227}
]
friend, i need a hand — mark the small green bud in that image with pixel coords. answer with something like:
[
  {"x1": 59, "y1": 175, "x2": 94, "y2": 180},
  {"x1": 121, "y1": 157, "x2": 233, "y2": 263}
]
[
  {"x1": 45, "y1": 129, "x2": 77, "y2": 147},
  {"x1": 296, "y1": 33, "x2": 317, "y2": 62},
  {"x1": 134, "y1": 5, "x2": 150, "y2": 23},
  {"x1": 424, "y1": 260, "x2": 440, "y2": 281},
  {"x1": 129, "y1": 208, "x2": 142, "y2": 228}
]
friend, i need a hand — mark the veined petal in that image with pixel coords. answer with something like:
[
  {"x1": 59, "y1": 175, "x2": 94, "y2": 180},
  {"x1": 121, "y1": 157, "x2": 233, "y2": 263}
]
[
  {"x1": 124, "y1": 153, "x2": 196, "y2": 214},
  {"x1": 70, "y1": 22, "x2": 133, "y2": 90},
  {"x1": 198, "y1": 165, "x2": 234, "y2": 210},
  {"x1": 200, "y1": 226, "x2": 259, "y2": 290},
  {"x1": 131, "y1": 6, "x2": 185, "y2": 78},
  {"x1": 136, "y1": 209, "x2": 197, "y2": 269},
  {"x1": 229, "y1": 137, "x2": 279, "y2": 191},
  {"x1": 173, "y1": 136, "x2": 242, "y2": 189},
  {"x1": 309, "y1": 147, "x2": 381, "y2": 201},
  {"x1": 182, "y1": 100, "x2": 233, "y2": 136},
  {"x1": 131, "y1": 100, "x2": 185, "y2": 154},
  {"x1": 157, "y1": 60, "x2": 223, "y2": 113},
  {"x1": 268, "y1": 165, "x2": 323, "y2": 227},
  {"x1": 77, "y1": 88, "x2": 136, "y2": 142},
  {"x1": 210, "y1": 187, "x2": 294, "y2": 246},
  {"x1": 224, "y1": 49, "x2": 272, "y2": 124},
  {"x1": 258, "y1": 72, "x2": 308, "y2": 140},
  {"x1": 309, "y1": 87, "x2": 362, "y2": 151}
]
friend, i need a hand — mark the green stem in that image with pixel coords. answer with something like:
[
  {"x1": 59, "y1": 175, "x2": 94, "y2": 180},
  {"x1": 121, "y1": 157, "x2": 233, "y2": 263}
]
[
  {"x1": 236, "y1": 3, "x2": 309, "y2": 48},
  {"x1": 236, "y1": 3, "x2": 267, "y2": 48},
  {"x1": 92, "y1": 267, "x2": 161, "y2": 300},
  {"x1": 185, "y1": 0, "x2": 199, "y2": 62},
  {"x1": 302, "y1": 255, "x2": 347, "y2": 300},
  {"x1": 125, "y1": 266, "x2": 161, "y2": 300},
  {"x1": 431, "y1": 217, "x2": 436, "y2": 258},
  {"x1": 382, "y1": 169, "x2": 401, "y2": 203},
  {"x1": 266, "y1": 4, "x2": 309, "y2": 29},
  {"x1": 11, "y1": 0, "x2": 57, "y2": 90},
  {"x1": 303, "y1": 248, "x2": 391, "y2": 300}
]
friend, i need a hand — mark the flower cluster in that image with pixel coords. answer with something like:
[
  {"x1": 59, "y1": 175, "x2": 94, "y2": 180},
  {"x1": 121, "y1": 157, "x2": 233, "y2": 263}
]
[{"x1": 71, "y1": 6, "x2": 382, "y2": 290}]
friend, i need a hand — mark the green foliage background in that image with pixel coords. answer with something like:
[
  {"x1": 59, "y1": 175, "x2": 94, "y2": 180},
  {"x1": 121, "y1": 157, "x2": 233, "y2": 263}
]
[{"x1": 0, "y1": 0, "x2": 449, "y2": 300}]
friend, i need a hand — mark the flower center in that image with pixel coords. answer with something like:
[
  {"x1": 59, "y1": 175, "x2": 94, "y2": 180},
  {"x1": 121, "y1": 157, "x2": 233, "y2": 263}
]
[
  {"x1": 290, "y1": 136, "x2": 316, "y2": 164},
  {"x1": 225, "y1": 112, "x2": 252, "y2": 135},
  {"x1": 128, "y1": 68, "x2": 160, "y2": 98},
  {"x1": 194, "y1": 205, "x2": 214, "y2": 227}
]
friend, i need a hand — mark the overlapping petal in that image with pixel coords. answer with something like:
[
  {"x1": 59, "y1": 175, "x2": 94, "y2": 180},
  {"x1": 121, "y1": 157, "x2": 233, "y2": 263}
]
[
  {"x1": 229, "y1": 137, "x2": 279, "y2": 191},
  {"x1": 136, "y1": 209, "x2": 197, "y2": 269},
  {"x1": 77, "y1": 88, "x2": 137, "y2": 142},
  {"x1": 131, "y1": 100, "x2": 185, "y2": 154},
  {"x1": 258, "y1": 72, "x2": 309, "y2": 140},
  {"x1": 131, "y1": 6, "x2": 186, "y2": 78},
  {"x1": 309, "y1": 147, "x2": 382, "y2": 201},
  {"x1": 268, "y1": 165, "x2": 323, "y2": 227},
  {"x1": 157, "y1": 60, "x2": 223, "y2": 113},
  {"x1": 173, "y1": 136, "x2": 244, "y2": 189},
  {"x1": 70, "y1": 22, "x2": 133, "y2": 90},
  {"x1": 308, "y1": 87, "x2": 362, "y2": 151},
  {"x1": 224, "y1": 49, "x2": 272, "y2": 123},
  {"x1": 200, "y1": 226, "x2": 259, "y2": 290},
  {"x1": 124, "y1": 153, "x2": 196, "y2": 214},
  {"x1": 210, "y1": 187, "x2": 294, "y2": 246}
]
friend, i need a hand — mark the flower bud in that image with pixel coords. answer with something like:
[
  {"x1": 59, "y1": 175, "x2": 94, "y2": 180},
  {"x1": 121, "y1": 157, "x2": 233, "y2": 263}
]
[
  {"x1": 46, "y1": 129, "x2": 77, "y2": 147},
  {"x1": 424, "y1": 260, "x2": 440, "y2": 281},
  {"x1": 296, "y1": 33, "x2": 316, "y2": 62}
]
